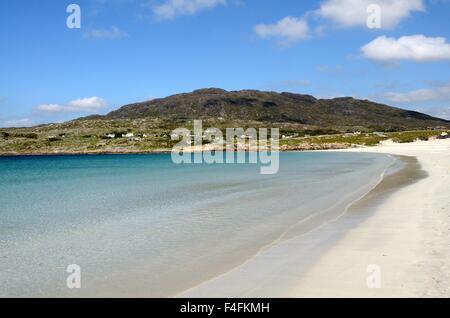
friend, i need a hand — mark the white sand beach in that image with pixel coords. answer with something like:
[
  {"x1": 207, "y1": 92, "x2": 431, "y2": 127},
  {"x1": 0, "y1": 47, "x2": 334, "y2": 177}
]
[{"x1": 180, "y1": 139, "x2": 450, "y2": 298}]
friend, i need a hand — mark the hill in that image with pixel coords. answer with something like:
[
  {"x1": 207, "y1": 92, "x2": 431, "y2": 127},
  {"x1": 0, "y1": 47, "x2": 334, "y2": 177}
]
[
  {"x1": 1, "y1": 88, "x2": 449, "y2": 155},
  {"x1": 96, "y1": 88, "x2": 449, "y2": 131}
]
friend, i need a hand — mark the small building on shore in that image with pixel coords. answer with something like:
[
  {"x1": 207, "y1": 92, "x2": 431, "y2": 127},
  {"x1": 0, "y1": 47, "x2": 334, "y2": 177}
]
[{"x1": 123, "y1": 132, "x2": 134, "y2": 138}]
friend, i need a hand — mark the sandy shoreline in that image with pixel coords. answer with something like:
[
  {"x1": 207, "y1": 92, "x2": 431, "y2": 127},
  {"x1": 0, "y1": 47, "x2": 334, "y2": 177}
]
[{"x1": 180, "y1": 139, "x2": 450, "y2": 298}]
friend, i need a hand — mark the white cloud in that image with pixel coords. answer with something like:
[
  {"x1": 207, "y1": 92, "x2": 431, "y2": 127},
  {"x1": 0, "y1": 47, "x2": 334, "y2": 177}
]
[
  {"x1": 382, "y1": 82, "x2": 450, "y2": 120},
  {"x1": 415, "y1": 105, "x2": 450, "y2": 120},
  {"x1": 436, "y1": 107, "x2": 450, "y2": 120},
  {"x1": 254, "y1": 0, "x2": 424, "y2": 46},
  {"x1": 37, "y1": 97, "x2": 108, "y2": 114},
  {"x1": 153, "y1": 0, "x2": 227, "y2": 20},
  {"x1": 83, "y1": 26, "x2": 128, "y2": 40},
  {"x1": 316, "y1": 0, "x2": 424, "y2": 28},
  {"x1": 254, "y1": 17, "x2": 309, "y2": 45},
  {"x1": 361, "y1": 35, "x2": 450, "y2": 62},
  {"x1": 384, "y1": 83, "x2": 450, "y2": 103},
  {"x1": 67, "y1": 97, "x2": 108, "y2": 111},
  {"x1": 36, "y1": 104, "x2": 63, "y2": 113},
  {"x1": 3, "y1": 118, "x2": 34, "y2": 128},
  {"x1": 253, "y1": 0, "x2": 427, "y2": 46}
]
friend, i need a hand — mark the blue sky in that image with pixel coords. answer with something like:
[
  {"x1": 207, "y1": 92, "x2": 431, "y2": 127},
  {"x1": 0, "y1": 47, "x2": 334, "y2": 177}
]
[{"x1": 1, "y1": 0, "x2": 450, "y2": 127}]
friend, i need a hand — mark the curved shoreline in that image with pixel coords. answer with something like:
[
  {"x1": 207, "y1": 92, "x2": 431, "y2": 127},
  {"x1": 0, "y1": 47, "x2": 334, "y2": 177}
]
[
  {"x1": 177, "y1": 154, "x2": 423, "y2": 297},
  {"x1": 292, "y1": 140, "x2": 450, "y2": 297}
]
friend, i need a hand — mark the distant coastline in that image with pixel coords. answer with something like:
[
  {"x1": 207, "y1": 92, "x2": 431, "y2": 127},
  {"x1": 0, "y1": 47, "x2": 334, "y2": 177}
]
[
  {"x1": 1, "y1": 129, "x2": 448, "y2": 157},
  {"x1": 1, "y1": 89, "x2": 449, "y2": 157}
]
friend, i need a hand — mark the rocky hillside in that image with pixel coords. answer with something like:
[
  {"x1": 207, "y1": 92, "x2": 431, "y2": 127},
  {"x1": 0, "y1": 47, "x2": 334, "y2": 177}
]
[{"x1": 92, "y1": 88, "x2": 450, "y2": 131}]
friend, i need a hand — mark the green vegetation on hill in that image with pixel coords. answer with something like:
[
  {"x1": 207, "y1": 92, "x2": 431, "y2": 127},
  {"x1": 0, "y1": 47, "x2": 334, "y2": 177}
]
[
  {"x1": 0, "y1": 118, "x2": 447, "y2": 155},
  {"x1": 1, "y1": 89, "x2": 449, "y2": 155}
]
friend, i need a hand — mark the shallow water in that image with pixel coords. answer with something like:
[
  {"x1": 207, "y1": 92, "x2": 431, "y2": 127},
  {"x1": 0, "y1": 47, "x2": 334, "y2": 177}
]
[{"x1": 0, "y1": 152, "x2": 394, "y2": 297}]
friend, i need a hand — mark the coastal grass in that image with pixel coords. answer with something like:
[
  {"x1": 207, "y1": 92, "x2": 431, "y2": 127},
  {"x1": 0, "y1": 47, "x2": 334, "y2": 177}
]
[
  {"x1": 279, "y1": 130, "x2": 447, "y2": 150},
  {"x1": 0, "y1": 119, "x2": 448, "y2": 155}
]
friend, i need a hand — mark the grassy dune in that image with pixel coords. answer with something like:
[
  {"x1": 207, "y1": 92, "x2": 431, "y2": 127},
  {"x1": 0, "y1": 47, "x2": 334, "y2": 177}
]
[{"x1": 0, "y1": 118, "x2": 447, "y2": 155}]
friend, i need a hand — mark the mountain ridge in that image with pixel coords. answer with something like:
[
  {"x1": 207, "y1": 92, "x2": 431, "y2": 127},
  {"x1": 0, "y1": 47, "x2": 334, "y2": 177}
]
[{"x1": 85, "y1": 88, "x2": 450, "y2": 131}]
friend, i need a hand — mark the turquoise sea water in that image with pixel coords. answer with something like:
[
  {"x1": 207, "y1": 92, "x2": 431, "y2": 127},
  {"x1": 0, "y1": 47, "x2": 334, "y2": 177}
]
[{"x1": 0, "y1": 152, "x2": 394, "y2": 297}]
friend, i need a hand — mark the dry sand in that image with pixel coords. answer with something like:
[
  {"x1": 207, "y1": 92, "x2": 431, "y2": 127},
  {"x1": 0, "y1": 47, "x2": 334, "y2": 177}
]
[{"x1": 179, "y1": 139, "x2": 450, "y2": 298}]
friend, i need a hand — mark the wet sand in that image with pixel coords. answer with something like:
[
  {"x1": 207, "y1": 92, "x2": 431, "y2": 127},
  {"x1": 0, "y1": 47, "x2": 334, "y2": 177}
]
[{"x1": 180, "y1": 139, "x2": 450, "y2": 298}]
